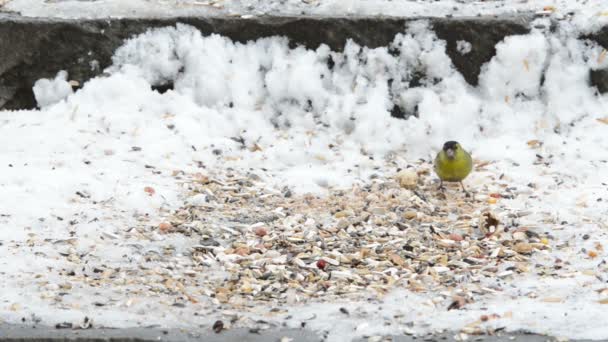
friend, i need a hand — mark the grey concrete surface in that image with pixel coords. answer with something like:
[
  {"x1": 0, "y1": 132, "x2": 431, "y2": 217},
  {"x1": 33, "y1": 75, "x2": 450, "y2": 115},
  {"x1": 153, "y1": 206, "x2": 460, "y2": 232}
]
[
  {"x1": 0, "y1": 323, "x2": 596, "y2": 342},
  {"x1": 0, "y1": 324, "x2": 319, "y2": 342}
]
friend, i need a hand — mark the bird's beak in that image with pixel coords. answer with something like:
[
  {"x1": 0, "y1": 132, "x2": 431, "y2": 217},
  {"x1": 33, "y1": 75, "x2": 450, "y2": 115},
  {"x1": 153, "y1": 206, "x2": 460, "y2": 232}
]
[{"x1": 446, "y1": 148, "x2": 455, "y2": 159}]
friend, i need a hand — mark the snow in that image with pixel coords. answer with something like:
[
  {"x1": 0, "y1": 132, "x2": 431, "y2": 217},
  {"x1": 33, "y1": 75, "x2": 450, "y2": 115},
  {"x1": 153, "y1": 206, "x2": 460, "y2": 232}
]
[
  {"x1": 3, "y1": 0, "x2": 608, "y2": 33},
  {"x1": 456, "y1": 40, "x2": 472, "y2": 55},
  {"x1": 0, "y1": 0, "x2": 608, "y2": 31},
  {"x1": 2, "y1": 13, "x2": 608, "y2": 341},
  {"x1": 32, "y1": 71, "x2": 74, "y2": 108}
]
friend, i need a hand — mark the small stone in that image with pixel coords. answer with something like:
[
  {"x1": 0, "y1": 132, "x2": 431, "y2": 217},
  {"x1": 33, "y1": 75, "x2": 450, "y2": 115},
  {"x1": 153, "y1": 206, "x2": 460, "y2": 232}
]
[
  {"x1": 433, "y1": 266, "x2": 450, "y2": 273},
  {"x1": 395, "y1": 170, "x2": 418, "y2": 189},
  {"x1": 323, "y1": 257, "x2": 340, "y2": 266},
  {"x1": 254, "y1": 226, "x2": 267, "y2": 237},
  {"x1": 388, "y1": 253, "x2": 405, "y2": 266},
  {"x1": 365, "y1": 194, "x2": 379, "y2": 202},
  {"x1": 370, "y1": 207, "x2": 387, "y2": 215},
  {"x1": 316, "y1": 259, "x2": 327, "y2": 270},
  {"x1": 158, "y1": 222, "x2": 173, "y2": 233},
  {"x1": 448, "y1": 233, "x2": 463, "y2": 241},
  {"x1": 437, "y1": 239, "x2": 457, "y2": 248},
  {"x1": 475, "y1": 194, "x2": 488, "y2": 201},
  {"x1": 59, "y1": 282, "x2": 72, "y2": 290},
  {"x1": 336, "y1": 219, "x2": 350, "y2": 230},
  {"x1": 212, "y1": 320, "x2": 224, "y2": 333},
  {"x1": 234, "y1": 247, "x2": 250, "y2": 256},
  {"x1": 291, "y1": 258, "x2": 306, "y2": 268},
  {"x1": 512, "y1": 231, "x2": 527, "y2": 241},
  {"x1": 334, "y1": 211, "x2": 349, "y2": 218},
  {"x1": 79, "y1": 316, "x2": 92, "y2": 329},
  {"x1": 55, "y1": 322, "x2": 73, "y2": 329},
  {"x1": 513, "y1": 242, "x2": 534, "y2": 254},
  {"x1": 330, "y1": 270, "x2": 354, "y2": 280},
  {"x1": 497, "y1": 270, "x2": 513, "y2": 278},
  {"x1": 404, "y1": 211, "x2": 417, "y2": 220},
  {"x1": 187, "y1": 194, "x2": 209, "y2": 206},
  {"x1": 447, "y1": 296, "x2": 466, "y2": 310},
  {"x1": 541, "y1": 297, "x2": 563, "y2": 303}
]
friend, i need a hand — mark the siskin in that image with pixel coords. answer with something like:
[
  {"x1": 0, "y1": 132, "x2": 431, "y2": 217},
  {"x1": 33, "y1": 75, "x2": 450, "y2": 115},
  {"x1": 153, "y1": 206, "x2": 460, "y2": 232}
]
[{"x1": 434, "y1": 141, "x2": 473, "y2": 193}]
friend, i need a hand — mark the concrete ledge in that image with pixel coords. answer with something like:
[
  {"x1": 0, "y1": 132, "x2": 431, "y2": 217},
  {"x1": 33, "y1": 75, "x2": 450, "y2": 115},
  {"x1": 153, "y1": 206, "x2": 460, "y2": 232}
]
[
  {"x1": 0, "y1": 13, "x2": 534, "y2": 110},
  {"x1": 0, "y1": 324, "x2": 317, "y2": 342},
  {"x1": 3, "y1": 13, "x2": 608, "y2": 111},
  {"x1": 0, "y1": 324, "x2": 582, "y2": 342}
]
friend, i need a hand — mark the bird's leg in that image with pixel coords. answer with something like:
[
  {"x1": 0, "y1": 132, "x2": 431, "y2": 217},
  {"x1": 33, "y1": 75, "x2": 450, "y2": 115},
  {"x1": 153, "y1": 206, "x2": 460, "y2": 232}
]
[
  {"x1": 460, "y1": 181, "x2": 470, "y2": 197},
  {"x1": 438, "y1": 180, "x2": 445, "y2": 191}
]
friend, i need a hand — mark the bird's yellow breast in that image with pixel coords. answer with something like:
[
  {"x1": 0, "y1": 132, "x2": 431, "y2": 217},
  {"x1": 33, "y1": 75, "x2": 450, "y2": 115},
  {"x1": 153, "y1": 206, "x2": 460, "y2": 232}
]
[{"x1": 434, "y1": 149, "x2": 473, "y2": 182}]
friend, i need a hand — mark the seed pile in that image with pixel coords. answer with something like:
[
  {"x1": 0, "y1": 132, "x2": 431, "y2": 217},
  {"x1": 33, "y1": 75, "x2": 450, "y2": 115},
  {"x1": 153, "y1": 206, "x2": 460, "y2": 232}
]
[{"x1": 161, "y1": 167, "x2": 550, "y2": 308}]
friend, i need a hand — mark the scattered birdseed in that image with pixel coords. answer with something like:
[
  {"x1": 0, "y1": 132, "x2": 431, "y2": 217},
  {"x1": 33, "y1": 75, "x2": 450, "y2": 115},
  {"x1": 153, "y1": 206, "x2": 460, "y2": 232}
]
[{"x1": 154, "y1": 166, "x2": 548, "y2": 313}]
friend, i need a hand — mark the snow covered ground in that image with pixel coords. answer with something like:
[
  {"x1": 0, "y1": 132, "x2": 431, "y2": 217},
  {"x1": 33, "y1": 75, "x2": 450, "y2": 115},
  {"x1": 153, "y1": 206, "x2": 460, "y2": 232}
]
[
  {"x1": 2, "y1": 8, "x2": 608, "y2": 342},
  {"x1": 0, "y1": 0, "x2": 607, "y2": 32}
]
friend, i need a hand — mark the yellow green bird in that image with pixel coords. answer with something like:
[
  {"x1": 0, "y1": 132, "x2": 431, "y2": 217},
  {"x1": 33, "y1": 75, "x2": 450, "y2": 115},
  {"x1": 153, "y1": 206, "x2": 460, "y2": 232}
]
[{"x1": 434, "y1": 141, "x2": 473, "y2": 193}]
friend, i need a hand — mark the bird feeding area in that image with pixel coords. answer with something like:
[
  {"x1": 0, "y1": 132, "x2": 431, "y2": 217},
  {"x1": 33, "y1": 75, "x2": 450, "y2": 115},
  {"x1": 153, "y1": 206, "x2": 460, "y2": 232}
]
[
  {"x1": 158, "y1": 165, "x2": 548, "y2": 334},
  {"x1": 2, "y1": 17, "x2": 608, "y2": 341}
]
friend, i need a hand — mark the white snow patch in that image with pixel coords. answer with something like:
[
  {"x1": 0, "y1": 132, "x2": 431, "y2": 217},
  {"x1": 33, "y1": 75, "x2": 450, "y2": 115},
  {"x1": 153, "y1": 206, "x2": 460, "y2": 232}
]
[
  {"x1": 32, "y1": 70, "x2": 74, "y2": 108},
  {"x1": 456, "y1": 40, "x2": 471, "y2": 55},
  {"x1": 3, "y1": 0, "x2": 608, "y2": 33}
]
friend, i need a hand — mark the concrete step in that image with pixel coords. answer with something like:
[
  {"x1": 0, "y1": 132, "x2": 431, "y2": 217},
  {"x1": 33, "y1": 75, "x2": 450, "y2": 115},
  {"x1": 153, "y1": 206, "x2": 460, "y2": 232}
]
[{"x1": 1, "y1": 13, "x2": 607, "y2": 110}]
